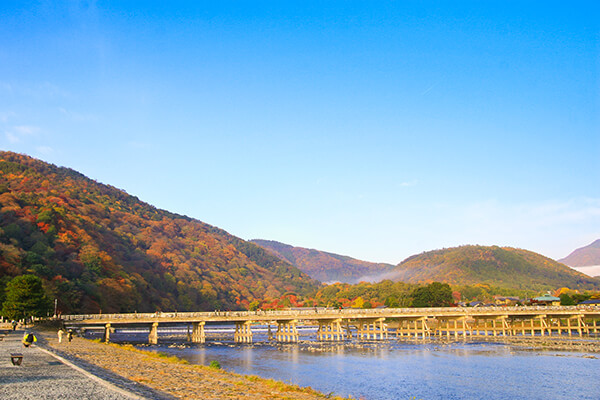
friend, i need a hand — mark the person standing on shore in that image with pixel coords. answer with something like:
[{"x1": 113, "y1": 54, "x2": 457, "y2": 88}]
[
  {"x1": 58, "y1": 328, "x2": 65, "y2": 343},
  {"x1": 67, "y1": 329, "x2": 73, "y2": 342},
  {"x1": 22, "y1": 332, "x2": 37, "y2": 347}
]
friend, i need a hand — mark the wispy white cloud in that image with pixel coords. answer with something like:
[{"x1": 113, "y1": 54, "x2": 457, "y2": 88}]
[
  {"x1": 0, "y1": 111, "x2": 16, "y2": 123},
  {"x1": 399, "y1": 180, "x2": 418, "y2": 187},
  {"x1": 13, "y1": 125, "x2": 39, "y2": 135},
  {"x1": 128, "y1": 141, "x2": 153, "y2": 150},
  {"x1": 5, "y1": 132, "x2": 20, "y2": 143},
  {"x1": 0, "y1": 81, "x2": 69, "y2": 100},
  {"x1": 0, "y1": 82, "x2": 13, "y2": 93},
  {"x1": 3, "y1": 125, "x2": 41, "y2": 144},
  {"x1": 36, "y1": 146, "x2": 54, "y2": 155},
  {"x1": 58, "y1": 107, "x2": 97, "y2": 122}
]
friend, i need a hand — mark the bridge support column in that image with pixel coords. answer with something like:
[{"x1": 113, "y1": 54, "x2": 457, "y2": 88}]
[
  {"x1": 577, "y1": 315, "x2": 587, "y2": 336},
  {"x1": 234, "y1": 321, "x2": 253, "y2": 343},
  {"x1": 396, "y1": 318, "x2": 428, "y2": 338},
  {"x1": 190, "y1": 322, "x2": 205, "y2": 343},
  {"x1": 276, "y1": 320, "x2": 298, "y2": 342},
  {"x1": 537, "y1": 316, "x2": 548, "y2": 336},
  {"x1": 103, "y1": 323, "x2": 111, "y2": 343},
  {"x1": 317, "y1": 319, "x2": 343, "y2": 341},
  {"x1": 149, "y1": 322, "x2": 159, "y2": 344},
  {"x1": 358, "y1": 318, "x2": 387, "y2": 340}
]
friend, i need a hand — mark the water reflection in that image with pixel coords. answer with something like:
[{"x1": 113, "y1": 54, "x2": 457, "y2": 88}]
[{"x1": 133, "y1": 339, "x2": 598, "y2": 400}]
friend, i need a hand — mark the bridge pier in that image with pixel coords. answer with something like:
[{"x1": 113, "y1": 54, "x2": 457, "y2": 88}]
[
  {"x1": 317, "y1": 319, "x2": 344, "y2": 341},
  {"x1": 234, "y1": 321, "x2": 253, "y2": 343},
  {"x1": 396, "y1": 317, "x2": 430, "y2": 338},
  {"x1": 276, "y1": 320, "x2": 298, "y2": 342},
  {"x1": 149, "y1": 322, "x2": 159, "y2": 344},
  {"x1": 358, "y1": 318, "x2": 387, "y2": 340},
  {"x1": 103, "y1": 323, "x2": 111, "y2": 343},
  {"x1": 189, "y1": 321, "x2": 205, "y2": 343}
]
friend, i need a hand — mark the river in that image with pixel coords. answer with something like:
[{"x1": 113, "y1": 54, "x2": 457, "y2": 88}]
[{"x1": 137, "y1": 338, "x2": 598, "y2": 400}]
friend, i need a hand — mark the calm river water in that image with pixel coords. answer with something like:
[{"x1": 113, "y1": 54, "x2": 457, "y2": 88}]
[{"x1": 137, "y1": 338, "x2": 599, "y2": 400}]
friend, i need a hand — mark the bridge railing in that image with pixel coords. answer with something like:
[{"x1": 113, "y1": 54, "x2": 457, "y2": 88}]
[{"x1": 60, "y1": 304, "x2": 599, "y2": 322}]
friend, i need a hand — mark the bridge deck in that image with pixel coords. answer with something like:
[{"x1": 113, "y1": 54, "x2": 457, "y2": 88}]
[{"x1": 59, "y1": 305, "x2": 600, "y2": 344}]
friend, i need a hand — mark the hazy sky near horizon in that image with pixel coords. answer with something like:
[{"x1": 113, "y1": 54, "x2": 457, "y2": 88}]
[{"x1": 1, "y1": 1, "x2": 599, "y2": 264}]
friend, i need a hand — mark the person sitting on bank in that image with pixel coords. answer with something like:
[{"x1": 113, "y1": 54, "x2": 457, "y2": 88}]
[{"x1": 22, "y1": 332, "x2": 37, "y2": 347}]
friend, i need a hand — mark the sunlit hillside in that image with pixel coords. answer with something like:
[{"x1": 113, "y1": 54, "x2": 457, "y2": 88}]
[
  {"x1": 390, "y1": 245, "x2": 600, "y2": 291},
  {"x1": 0, "y1": 151, "x2": 320, "y2": 314}
]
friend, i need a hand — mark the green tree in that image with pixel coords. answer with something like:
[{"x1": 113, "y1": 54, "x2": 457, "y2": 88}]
[
  {"x1": 248, "y1": 300, "x2": 260, "y2": 311},
  {"x1": 411, "y1": 282, "x2": 453, "y2": 307},
  {"x1": 559, "y1": 293, "x2": 576, "y2": 306},
  {"x1": 1, "y1": 274, "x2": 51, "y2": 320}
]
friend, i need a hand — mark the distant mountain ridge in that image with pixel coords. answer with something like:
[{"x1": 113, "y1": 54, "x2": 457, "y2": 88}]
[
  {"x1": 251, "y1": 239, "x2": 394, "y2": 283},
  {"x1": 559, "y1": 239, "x2": 600, "y2": 267},
  {"x1": 389, "y1": 245, "x2": 600, "y2": 291},
  {"x1": 0, "y1": 151, "x2": 320, "y2": 314}
]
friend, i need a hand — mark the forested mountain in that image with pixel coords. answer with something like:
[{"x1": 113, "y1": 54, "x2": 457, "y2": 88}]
[
  {"x1": 559, "y1": 239, "x2": 600, "y2": 267},
  {"x1": 251, "y1": 239, "x2": 394, "y2": 283},
  {"x1": 0, "y1": 151, "x2": 320, "y2": 314},
  {"x1": 390, "y1": 245, "x2": 600, "y2": 292}
]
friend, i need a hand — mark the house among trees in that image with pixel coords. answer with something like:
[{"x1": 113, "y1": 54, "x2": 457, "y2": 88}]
[
  {"x1": 531, "y1": 294, "x2": 561, "y2": 306},
  {"x1": 494, "y1": 296, "x2": 521, "y2": 306},
  {"x1": 579, "y1": 299, "x2": 600, "y2": 305}
]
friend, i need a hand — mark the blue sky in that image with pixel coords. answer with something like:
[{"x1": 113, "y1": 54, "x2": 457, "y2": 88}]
[{"x1": 1, "y1": 1, "x2": 599, "y2": 264}]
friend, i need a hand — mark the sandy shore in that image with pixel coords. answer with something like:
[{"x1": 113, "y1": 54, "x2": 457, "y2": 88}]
[{"x1": 38, "y1": 330, "x2": 345, "y2": 400}]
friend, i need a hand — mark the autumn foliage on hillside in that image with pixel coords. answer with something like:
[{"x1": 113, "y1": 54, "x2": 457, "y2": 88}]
[
  {"x1": 0, "y1": 152, "x2": 320, "y2": 314},
  {"x1": 392, "y1": 245, "x2": 600, "y2": 291},
  {"x1": 251, "y1": 239, "x2": 393, "y2": 283}
]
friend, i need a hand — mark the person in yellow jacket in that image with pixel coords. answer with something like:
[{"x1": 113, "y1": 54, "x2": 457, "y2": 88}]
[{"x1": 22, "y1": 332, "x2": 37, "y2": 347}]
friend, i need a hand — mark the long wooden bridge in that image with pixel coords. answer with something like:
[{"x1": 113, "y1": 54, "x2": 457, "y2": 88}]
[{"x1": 61, "y1": 305, "x2": 600, "y2": 344}]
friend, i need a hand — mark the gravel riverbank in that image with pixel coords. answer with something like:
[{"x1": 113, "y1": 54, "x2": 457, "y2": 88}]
[{"x1": 38, "y1": 329, "x2": 344, "y2": 400}]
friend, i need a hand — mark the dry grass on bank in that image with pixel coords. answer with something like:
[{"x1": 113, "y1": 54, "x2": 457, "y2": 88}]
[{"x1": 39, "y1": 331, "x2": 348, "y2": 400}]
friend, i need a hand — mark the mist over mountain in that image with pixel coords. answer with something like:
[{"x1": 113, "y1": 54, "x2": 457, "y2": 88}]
[
  {"x1": 251, "y1": 239, "x2": 394, "y2": 283},
  {"x1": 559, "y1": 239, "x2": 600, "y2": 267},
  {"x1": 0, "y1": 151, "x2": 320, "y2": 314}
]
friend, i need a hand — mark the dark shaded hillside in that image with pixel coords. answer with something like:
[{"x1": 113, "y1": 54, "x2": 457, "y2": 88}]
[
  {"x1": 390, "y1": 245, "x2": 600, "y2": 291},
  {"x1": 0, "y1": 151, "x2": 320, "y2": 314},
  {"x1": 251, "y1": 239, "x2": 394, "y2": 283},
  {"x1": 559, "y1": 239, "x2": 600, "y2": 267}
]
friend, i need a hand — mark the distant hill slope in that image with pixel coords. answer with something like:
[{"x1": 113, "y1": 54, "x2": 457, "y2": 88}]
[
  {"x1": 251, "y1": 239, "x2": 394, "y2": 283},
  {"x1": 0, "y1": 152, "x2": 320, "y2": 314},
  {"x1": 390, "y1": 245, "x2": 600, "y2": 291},
  {"x1": 559, "y1": 239, "x2": 600, "y2": 267}
]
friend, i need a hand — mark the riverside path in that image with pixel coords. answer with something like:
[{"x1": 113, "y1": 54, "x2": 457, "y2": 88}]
[
  {"x1": 0, "y1": 329, "x2": 162, "y2": 399},
  {"x1": 61, "y1": 305, "x2": 600, "y2": 344}
]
